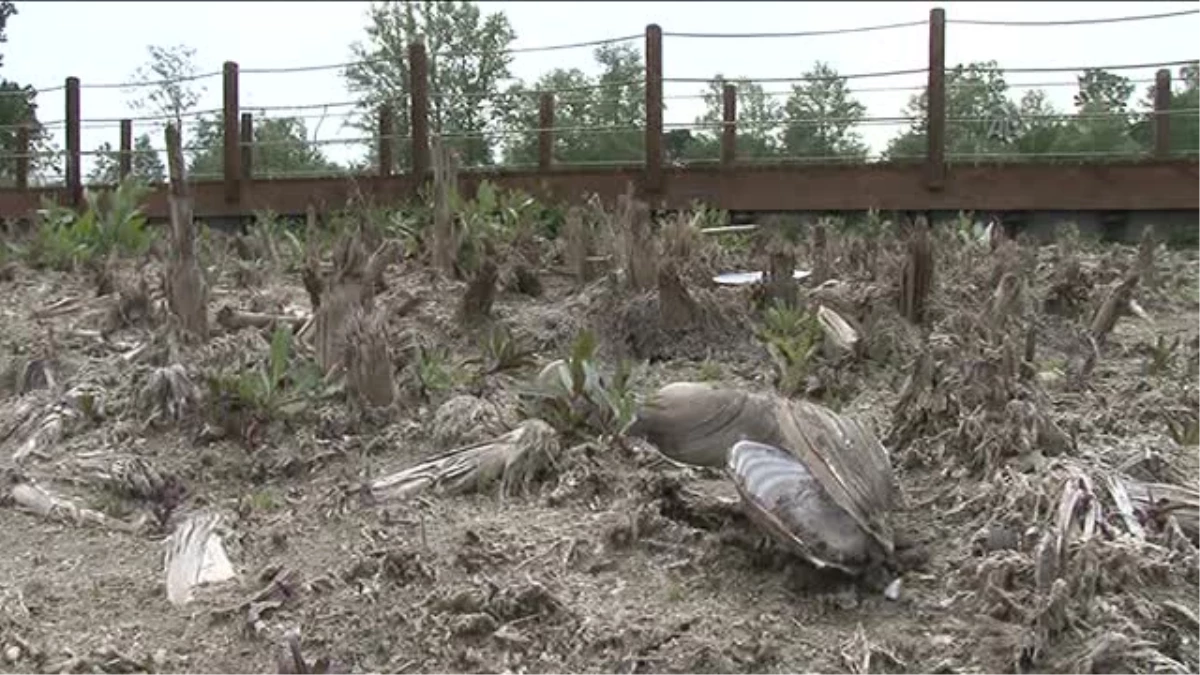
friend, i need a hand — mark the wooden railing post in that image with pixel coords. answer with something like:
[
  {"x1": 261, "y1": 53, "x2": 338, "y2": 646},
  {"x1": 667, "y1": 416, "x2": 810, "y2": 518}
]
[
  {"x1": 378, "y1": 104, "x2": 395, "y2": 177},
  {"x1": 926, "y1": 7, "x2": 946, "y2": 191},
  {"x1": 222, "y1": 61, "x2": 241, "y2": 203},
  {"x1": 721, "y1": 83, "x2": 737, "y2": 166},
  {"x1": 538, "y1": 92, "x2": 554, "y2": 170},
  {"x1": 645, "y1": 23, "x2": 664, "y2": 194},
  {"x1": 14, "y1": 125, "x2": 28, "y2": 191},
  {"x1": 1153, "y1": 68, "x2": 1172, "y2": 158},
  {"x1": 240, "y1": 112, "x2": 254, "y2": 181},
  {"x1": 118, "y1": 119, "x2": 132, "y2": 180},
  {"x1": 65, "y1": 76, "x2": 81, "y2": 207},
  {"x1": 409, "y1": 41, "x2": 431, "y2": 178}
]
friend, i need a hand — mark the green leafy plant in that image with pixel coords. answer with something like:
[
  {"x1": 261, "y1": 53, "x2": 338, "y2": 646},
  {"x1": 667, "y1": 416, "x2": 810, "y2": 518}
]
[
  {"x1": 207, "y1": 325, "x2": 322, "y2": 420},
  {"x1": 477, "y1": 324, "x2": 537, "y2": 375},
  {"x1": 757, "y1": 301, "x2": 823, "y2": 397},
  {"x1": 413, "y1": 342, "x2": 462, "y2": 398},
  {"x1": 27, "y1": 177, "x2": 154, "y2": 269},
  {"x1": 520, "y1": 331, "x2": 638, "y2": 438}
]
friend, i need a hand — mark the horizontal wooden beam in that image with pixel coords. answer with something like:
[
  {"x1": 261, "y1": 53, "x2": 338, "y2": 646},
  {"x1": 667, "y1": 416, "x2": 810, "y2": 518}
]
[{"x1": 3, "y1": 160, "x2": 1195, "y2": 219}]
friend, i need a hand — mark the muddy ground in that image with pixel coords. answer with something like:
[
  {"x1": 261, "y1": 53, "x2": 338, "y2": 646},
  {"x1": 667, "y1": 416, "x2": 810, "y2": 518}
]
[{"x1": 0, "y1": 217, "x2": 1197, "y2": 674}]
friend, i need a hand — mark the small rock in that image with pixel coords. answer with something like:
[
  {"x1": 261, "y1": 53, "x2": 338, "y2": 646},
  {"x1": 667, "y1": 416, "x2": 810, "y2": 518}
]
[{"x1": 4, "y1": 645, "x2": 21, "y2": 663}]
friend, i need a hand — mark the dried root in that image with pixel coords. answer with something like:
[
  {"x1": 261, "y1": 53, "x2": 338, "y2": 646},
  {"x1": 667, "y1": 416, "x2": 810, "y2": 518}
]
[{"x1": 344, "y1": 308, "x2": 396, "y2": 411}]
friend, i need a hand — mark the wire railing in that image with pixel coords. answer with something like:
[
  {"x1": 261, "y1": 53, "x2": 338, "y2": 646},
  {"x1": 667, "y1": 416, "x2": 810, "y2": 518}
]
[{"x1": 0, "y1": 6, "x2": 1195, "y2": 195}]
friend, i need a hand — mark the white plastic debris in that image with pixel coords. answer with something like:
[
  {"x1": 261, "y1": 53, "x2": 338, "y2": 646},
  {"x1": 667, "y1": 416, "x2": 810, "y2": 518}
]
[
  {"x1": 713, "y1": 269, "x2": 813, "y2": 286},
  {"x1": 164, "y1": 512, "x2": 236, "y2": 606}
]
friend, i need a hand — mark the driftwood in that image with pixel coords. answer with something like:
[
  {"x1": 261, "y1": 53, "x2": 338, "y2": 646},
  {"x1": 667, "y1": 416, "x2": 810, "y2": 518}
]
[
  {"x1": 302, "y1": 205, "x2": 323, "y2": 310},
  {"x1": 628, "y1": 382, "x2": 896, "y2": 577},
  {"x1": 366, "y1": 419, "x2": 560, "y2": 502},
  {"x1": 809, "y1": 222, "x2": 830, "y2": 287},
  {"x1": 8, "y1": 479, "x2": 147, "y2": 533},
  {"x1": 816, "y1": 305, "x2": 860, "y2": 355},
  {"x1": 163, "y1": 124, "x2": 209, "y2": 339},
  {"x1": 216, "y1": 306, "x2": 309, "y2": 332}
]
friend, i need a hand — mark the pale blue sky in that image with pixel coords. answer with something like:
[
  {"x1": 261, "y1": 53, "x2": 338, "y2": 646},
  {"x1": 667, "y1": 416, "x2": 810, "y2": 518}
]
[{"x1": 3, "y1": 1, "x2": 1196, "y2": 178}]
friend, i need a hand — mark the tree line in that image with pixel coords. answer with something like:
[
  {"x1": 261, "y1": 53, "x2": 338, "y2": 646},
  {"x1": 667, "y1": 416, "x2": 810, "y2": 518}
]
[{"x1": 1, "y1": 0, "x2": 1196, "y2": 187}]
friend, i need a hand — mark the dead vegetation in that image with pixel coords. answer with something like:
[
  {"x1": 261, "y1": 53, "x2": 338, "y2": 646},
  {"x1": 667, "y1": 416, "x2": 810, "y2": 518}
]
[{"x1": 0, "y1": 177, "x2": 1196, "y2": 674}]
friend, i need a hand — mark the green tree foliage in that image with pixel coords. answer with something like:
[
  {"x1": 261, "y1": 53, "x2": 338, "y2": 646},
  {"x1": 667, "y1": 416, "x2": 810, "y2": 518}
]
[
  {"x1": 665, "y1": 64, "x2": 867, "y2": 163},
  {"x1": 344, "y1": 0, "x2": 516, "y2": 169},
  {"x1": 188, "y1": 114, "x2": 341, "y2": 178},
  {"x1": 781, "y1": 62, "x2": 869, "y2": 160},
  {"x1": 88, "y1": 133, "x2": 166, "y2": 185},
  {"x1": 885, "y1": 61, "x2": 1019, "y2": 160},
  {"x1": 0, "y1": 2, "x2": 57, "y2": 185},
  {"x1": 126, "y1": 44, "x2": 208, "y2": 131},
  {"x1": 500, "y1": 43, "x2": 645, "y2": 165}
]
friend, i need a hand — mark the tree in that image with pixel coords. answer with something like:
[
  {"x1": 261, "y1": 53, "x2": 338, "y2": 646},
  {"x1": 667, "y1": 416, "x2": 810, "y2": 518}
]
[
  {"x1": 1130, "y1": 61, "x2": 1198, "y2": 156},
  {"x1": 188, "y1": 114, "x2": 341, "y2": 179},
  {"x1": 1051, "y1": 68, "x2": 1141, "y2": 156},
  {"x1": 344, "y1": 0, "x2": 516, "y2": 169},
  {"x1": 781, "y1": 63, "x2": 868, "y2": 160},
  {"x1": 884, "y1": 61, "x2": 1019, "y2": 161},
  {"x1": 126, "y1": 44, "x2": 208, "y2": 132},
  {"x1": 88, "y1": 133, "x2": 166, "y2": 185},
  {"x1": 499, "y1": 43, "x2": 645, "y2": 166},
  {"x1": 0, "y1": 2, "x2": 57, "y2": 185},
  {"x1": 685, "y1": 75, "x2": 782, "y2": 161}
]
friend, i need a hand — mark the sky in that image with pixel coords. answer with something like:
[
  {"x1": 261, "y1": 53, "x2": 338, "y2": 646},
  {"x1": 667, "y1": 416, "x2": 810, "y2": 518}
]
[{"x1": 3, "y1": 0, "x2": 1197, "y2": 179}]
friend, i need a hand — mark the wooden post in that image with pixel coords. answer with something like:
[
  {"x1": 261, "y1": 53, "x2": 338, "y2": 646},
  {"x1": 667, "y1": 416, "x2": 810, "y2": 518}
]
[
  {"x1": 65, "y1": 76, "x2": 81, "y2": 207},
  {"x1": 925, "y1": 8, "x2": 946, "y2": 191},
  {"x1": 721, "y1": 83, "x2": 737, "y2": 166},
  {"x1": 118, "y1": 119, "x2": 132, "y2": 180},
  {"x1": 409, "y1": 41, "x2": 431, "y2": 177},
  {"x1": 378, "y1": 104, "x2": 394, "y2": 177},
  {"x1": 222, "y1": 61, "x2": 241, "y2": 204},
  {"x1": 240, "y1": 112, "x2": 253, "y2": 180},
  {"x1": 538, "y1": 92, "x2": 554, "y2": 170},
  {"x1": 14, "y1": 125, "x2": 28, "y2": 191},
  {"x1": 644, "y1": 24, "x2": 664, "y2": 194},
  {"x1": 1153, "y1": 68, "x2": 1172, "y2": 158}
]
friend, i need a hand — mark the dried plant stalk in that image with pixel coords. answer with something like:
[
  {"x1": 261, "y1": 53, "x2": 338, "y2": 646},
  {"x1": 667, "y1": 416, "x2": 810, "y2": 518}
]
[
  {"x1": 459, "y1": 258, "x2": 499, "y2": 325},
  {"x1": 764, "y1": 238, "x2": 798, "y2": 308},
  {"x1": 345, "y1": 308, "x2": 396, "y2": 410},
  {"x1": 810, "y1": 221, "x2": 830, "y2": 287},
  {"x1": 990, "y1": 272, "x2": 1021, "y2": 334},
  {"x1": 658, "y1": 260, "x2": 698, "y2": 329},
  {"x1": 618, "y1": 191, "x2": 657, "y2": 291},
  {"x1": 1089, "y1": 273, "x2": 1139, "y2": 346},
  {"x1": 302, "y1": 205, "x2": 323, "y2": 310},
  {"x1": 313, "y1": 233, "x2": 394, "y2": 375},
  {"x1": 163, "y1": 124, "x2": 208, "y2": 340},
  {"x1": 563, "y1": 206, "x2": 590, "y2": 285},
  {"x1": 899, "y1": 219, "x2": 933, "y2": 326},
  {"x1": 431, "y1": 137, "x2": 459, "y2": 277},
  {"x1": 1136, "y1": 225, "x2": 1156, "y2": 288}
]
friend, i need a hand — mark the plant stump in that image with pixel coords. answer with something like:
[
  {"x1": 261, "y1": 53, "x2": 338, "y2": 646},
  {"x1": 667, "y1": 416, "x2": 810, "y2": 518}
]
[{"x1": 163, "y1": 124, "x2": 208, "y2": 340}]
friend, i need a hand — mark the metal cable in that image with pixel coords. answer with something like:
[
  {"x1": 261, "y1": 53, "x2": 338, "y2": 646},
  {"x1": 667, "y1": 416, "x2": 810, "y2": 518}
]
[
  {"x1": 995, "y1": 59, "x2": 1198, "y2": 74},
  {"x1": 950, "y1": 8, "x2": 1199, "y2": 27},
  {"x1": 665, "y1": 67, "x2": 927, "y2": 84},
  {"x1": 662, "y1": 20, "x2": 926, "y2": 39},
  {"x1": 241, "y1": 34, "x2": 642, "y2": 76}
]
